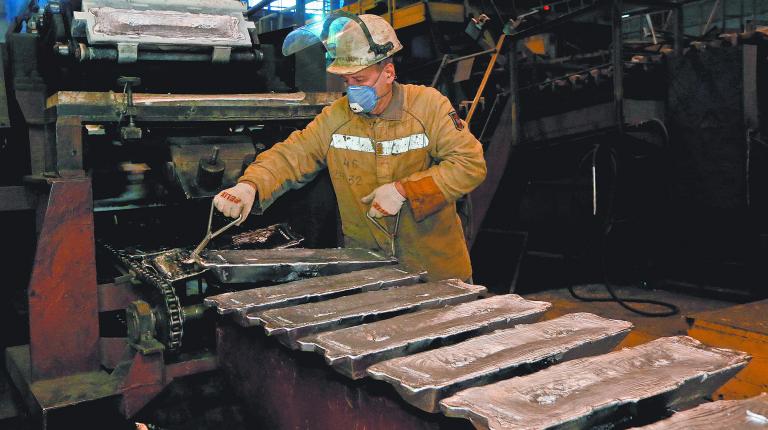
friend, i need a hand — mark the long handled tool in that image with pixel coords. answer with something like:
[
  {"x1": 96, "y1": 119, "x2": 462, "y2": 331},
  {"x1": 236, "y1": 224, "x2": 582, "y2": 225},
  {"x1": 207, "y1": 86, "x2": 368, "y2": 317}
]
[
  {"x1": 185, "y1": 200, "x2": 245, "y2": 263},
  {"x1": 366, "y1": 211, "x2": 401, "y2": 257}
]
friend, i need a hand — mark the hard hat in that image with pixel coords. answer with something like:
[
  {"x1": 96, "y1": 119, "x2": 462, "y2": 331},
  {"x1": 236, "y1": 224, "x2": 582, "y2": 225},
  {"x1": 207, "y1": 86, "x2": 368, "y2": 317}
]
[
  {"x1": 282, "y1": 12, "x2": 402, "y2": 75},
  {"x1": 326, "y1": 14, "x2": 402, "y2": 75}
]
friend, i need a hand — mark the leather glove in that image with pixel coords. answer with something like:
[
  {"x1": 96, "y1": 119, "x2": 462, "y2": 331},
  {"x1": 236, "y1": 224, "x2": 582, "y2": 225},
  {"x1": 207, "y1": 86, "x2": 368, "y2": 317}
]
[
  {"x1": 361, "y1": 182, "x2": 406, "y2": 218},
  {"x1": 213, "y1": 182, "x2": 256, "y2": 224}
]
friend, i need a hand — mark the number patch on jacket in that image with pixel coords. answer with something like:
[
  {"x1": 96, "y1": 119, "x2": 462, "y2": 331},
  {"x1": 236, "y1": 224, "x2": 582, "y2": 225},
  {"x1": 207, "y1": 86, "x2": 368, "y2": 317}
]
[{"x1": 448, "y1": 111, "x2": 464, "y2": 131}]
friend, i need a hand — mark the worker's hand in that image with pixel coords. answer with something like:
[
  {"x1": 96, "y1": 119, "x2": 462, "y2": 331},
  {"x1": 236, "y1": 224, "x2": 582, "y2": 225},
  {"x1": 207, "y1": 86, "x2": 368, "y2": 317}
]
[
  {"x1": 361, "y1": 182, "x2": 406, "y2": 218},
  {"x1": 213, "y1": 182, "x2": 256, "y2": 224}
]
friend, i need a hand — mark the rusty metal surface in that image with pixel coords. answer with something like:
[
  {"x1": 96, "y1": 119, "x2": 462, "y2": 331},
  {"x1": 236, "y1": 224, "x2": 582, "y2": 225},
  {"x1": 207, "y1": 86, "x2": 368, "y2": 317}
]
[
  {"x1": 634, "y1": 393, "x2": 768, "y2": 429},
  {"x1": 228, "y1": 223, "x2": 304, "y2": 249},
  {"x1": 440, "y1": 336, "x2": 750, "y2": 430},
  {"x1": 368, "y1": 313, "x2": 633, "y2": 412},
  {"x1": 204, "y1": 265, "x2": 423, "y2": 318},
  {"x1": 252, "y1": 280, "x2": 487, "y2": 349},
  {"x1": 298, "y1": 295, "x2": 551, "y2": 379},
  {"x1": 28, "y1": 179, "x2": 101, "y2": 380},
  {"x1": 198, "y1": 248, "x2": 396, "y2": 283}
]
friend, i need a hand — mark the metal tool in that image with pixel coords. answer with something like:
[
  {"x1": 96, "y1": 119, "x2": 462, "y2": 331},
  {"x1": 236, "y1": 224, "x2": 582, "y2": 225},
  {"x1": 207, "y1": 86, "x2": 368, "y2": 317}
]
[
  {"x1": 185, "y1": 199, "x2": 244, "y2": 264},
  {"x1": 367, "y1": 211, "x2": 401, "y2": 257}
]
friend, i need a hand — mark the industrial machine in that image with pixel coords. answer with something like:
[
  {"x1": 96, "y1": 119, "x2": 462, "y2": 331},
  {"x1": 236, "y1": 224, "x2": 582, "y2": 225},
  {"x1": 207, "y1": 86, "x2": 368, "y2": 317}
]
[{"x1": 0, "y1": 0, "x2": 345, "y2": 427}]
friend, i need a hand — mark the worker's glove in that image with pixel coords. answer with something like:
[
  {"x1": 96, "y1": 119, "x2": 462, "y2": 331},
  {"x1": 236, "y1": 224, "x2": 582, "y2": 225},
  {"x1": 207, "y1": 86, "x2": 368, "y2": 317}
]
[
  {"x1": 213, "y1": 182, "x2": 256, "y2": 224},
  {"x1": 361, "y1": 182, "x2": 405, "y2": 218}
]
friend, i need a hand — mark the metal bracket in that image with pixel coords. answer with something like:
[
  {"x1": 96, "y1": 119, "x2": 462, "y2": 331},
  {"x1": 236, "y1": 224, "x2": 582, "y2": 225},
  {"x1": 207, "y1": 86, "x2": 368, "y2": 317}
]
[
  {"x1": 117, "y1": 43, "x2": 139, "y2": 64},
  {"x1": 212, "y1": 46, "x2": 232, "y2": 63}
]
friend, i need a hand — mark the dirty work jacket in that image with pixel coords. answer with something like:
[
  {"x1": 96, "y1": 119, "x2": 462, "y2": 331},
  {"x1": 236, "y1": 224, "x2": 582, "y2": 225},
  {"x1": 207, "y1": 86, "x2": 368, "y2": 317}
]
[{"x1": 239, "y1": 82, "x2": 487, "y2": 281}]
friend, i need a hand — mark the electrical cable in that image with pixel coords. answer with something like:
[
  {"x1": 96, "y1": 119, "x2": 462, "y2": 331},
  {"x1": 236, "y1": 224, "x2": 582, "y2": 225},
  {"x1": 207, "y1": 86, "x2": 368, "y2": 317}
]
[{"x1": 566, "y1": 139, "x2": 679, "y2": 317}]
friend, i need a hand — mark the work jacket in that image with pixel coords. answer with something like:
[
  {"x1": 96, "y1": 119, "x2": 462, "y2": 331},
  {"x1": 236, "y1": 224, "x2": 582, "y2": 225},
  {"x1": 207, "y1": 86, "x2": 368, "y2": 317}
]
[{"x1": 239, "y1": 83, "x2": 487, "y2": 281}]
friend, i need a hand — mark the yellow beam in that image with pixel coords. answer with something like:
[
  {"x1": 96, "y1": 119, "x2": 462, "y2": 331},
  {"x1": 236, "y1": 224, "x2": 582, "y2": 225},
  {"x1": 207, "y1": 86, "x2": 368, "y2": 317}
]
[{"x1": 337, "y1": 2, "x2": 464, "y2": 30}]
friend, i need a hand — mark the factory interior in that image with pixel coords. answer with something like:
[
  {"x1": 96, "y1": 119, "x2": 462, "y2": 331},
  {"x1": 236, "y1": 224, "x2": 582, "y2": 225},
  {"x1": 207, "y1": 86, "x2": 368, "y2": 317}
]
[{"x1": 0, "y1": 0, "x2": 767, "y2": 428}]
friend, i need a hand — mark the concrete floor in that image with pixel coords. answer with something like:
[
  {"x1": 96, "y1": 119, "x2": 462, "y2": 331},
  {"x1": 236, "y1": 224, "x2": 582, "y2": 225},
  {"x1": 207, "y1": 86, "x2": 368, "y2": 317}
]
[{"x1": 523, "y1": 284, "x2": 736, "y2": 349}]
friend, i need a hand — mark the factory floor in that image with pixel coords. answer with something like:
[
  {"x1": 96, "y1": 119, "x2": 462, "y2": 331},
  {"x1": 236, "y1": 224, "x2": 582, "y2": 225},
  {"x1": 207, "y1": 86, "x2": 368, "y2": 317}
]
[{"x1": 522, "y1": 284, "x2": 734, "y2": 349}]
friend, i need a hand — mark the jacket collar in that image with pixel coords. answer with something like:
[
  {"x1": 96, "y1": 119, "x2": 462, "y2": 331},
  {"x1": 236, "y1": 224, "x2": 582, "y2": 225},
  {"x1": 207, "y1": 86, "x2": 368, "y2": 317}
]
[{"x1": 358, "y1": 82, "x2": 403, "y2": 121}]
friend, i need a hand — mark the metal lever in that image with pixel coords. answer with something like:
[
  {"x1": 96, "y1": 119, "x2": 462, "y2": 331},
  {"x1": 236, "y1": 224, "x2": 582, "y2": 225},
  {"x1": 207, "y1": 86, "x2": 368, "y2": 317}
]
[
  {"x1": 185, "y1": 200, "x2": 244, "y2": 263},
  {"x1": 366, "y1": 211, "x2": 401, "y2": 258}
]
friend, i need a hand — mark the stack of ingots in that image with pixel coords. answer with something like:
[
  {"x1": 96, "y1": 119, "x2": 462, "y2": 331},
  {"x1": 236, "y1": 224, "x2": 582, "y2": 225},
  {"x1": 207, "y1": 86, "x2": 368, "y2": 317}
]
[{"x1": 206, "y1": 264, "x2": 753, "y2": 429}]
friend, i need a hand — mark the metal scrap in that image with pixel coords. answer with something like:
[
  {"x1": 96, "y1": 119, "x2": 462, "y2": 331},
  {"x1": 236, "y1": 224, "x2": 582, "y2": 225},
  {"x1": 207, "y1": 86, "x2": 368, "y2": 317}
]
[
  {"x1": 204, "y1": 265, "x2": 424, "y2": 321},
  {"x1": 367, "y1": 312, "x2": 633, "y2": 412},
  {"x1": 229, "y1": 223, "x2": 303, "y2": 249},
  {"x1": 298, "y1": 295, "x2": 551, "y2": 379},
  {"x1": 440, "y1": 336, "x2": 750, "y2": 430},
  {"x1": 251, "y1": 280, "x2": 487, "y2": 349},
  {"x1": 198, "y1": 248, "x2": 397, "y2": 283}
]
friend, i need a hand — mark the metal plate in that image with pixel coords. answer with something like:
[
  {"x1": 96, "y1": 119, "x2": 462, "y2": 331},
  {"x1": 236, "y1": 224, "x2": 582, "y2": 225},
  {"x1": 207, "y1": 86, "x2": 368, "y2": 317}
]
[
  {"x1": 636, "y1": 393, "x2": 768, "y2": 429},
  {"x1": 141, "y1": 248, "x2": 206, "y2": 283},
  {"x1": 440, "y1": 336, "x2": 750, "y2": 430},
  {"x1": 76, "y1": 0, "x2": 254, "y2": 48},
  {"x1": 198, "y1": 248, "x2": 397, "y2": 283},
  {"x1": 298, "y1": 295, "x2": 551, "y2": 379},
  {"x1": 204, "y1": 265, "x2": 423, "y2": 320},
  {"x1": 251, "y1": 280, "x2": 487, "y2": 349},
  {"x1": 367, "y1": 313, "x2": 633, "y2": 412}
]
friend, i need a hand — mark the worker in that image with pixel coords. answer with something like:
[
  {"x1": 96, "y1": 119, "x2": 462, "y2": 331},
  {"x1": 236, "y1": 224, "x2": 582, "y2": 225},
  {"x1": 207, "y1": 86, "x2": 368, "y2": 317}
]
[{"x1": 213, "y1": 13, "x2": 486, "y2": 281}]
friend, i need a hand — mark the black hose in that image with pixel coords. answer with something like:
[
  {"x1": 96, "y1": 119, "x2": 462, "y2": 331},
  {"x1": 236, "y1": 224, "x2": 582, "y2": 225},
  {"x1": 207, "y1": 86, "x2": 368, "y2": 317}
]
[{"x1": 567, "y1": 140, "x2": 679, "y2": 317}]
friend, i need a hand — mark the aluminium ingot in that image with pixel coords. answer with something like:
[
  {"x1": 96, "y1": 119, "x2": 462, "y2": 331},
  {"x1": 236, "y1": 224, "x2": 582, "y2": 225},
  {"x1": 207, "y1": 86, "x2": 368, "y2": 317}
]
[
  {"x1": 367, "y1": 312, "x2": 633, "y2": 412},
  {"x1": 633, "y1": 392, "x2": 768, "y2": 429},
  {"x1": 251, "y1": 280, "x2": 487, "y2": 349},
  {"x1": 204, "y1": 265, "x2": 424, "y2": 323},
  {"x1": 198, "y1": 248, "x2": 397, "y2": 283},
  {"x1": 440, "y1": 336, "x2": 750, "y2": 430},
  {"x1": 297, "y1": 295, "x2": 551, "y2": 379}
]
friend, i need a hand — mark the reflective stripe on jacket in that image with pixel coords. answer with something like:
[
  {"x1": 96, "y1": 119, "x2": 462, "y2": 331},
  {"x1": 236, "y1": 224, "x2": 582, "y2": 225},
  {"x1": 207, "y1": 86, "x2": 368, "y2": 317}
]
[{"x1": 239, "y1": 83, "x2": 487, "y2": 281}]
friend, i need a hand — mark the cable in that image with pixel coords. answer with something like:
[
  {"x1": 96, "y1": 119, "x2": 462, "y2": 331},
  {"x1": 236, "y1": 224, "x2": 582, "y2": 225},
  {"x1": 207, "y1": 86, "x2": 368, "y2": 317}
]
[{"x1": 566, "y1": 140, "x2": 679, "y2": 317}]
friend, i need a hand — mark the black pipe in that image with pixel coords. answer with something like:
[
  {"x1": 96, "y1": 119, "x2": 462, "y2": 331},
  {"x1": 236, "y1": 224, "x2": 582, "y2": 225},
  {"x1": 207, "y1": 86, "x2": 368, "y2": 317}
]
[{"x1": 79, "y1": 46, "x2": 263, "y2": 63}]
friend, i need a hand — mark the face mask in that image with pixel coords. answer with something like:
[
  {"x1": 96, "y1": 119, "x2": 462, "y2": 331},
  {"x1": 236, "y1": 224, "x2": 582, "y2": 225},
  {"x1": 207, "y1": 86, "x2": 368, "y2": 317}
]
[{"x1": 347, "y1": 68, "x2": 390, "y2": 114}]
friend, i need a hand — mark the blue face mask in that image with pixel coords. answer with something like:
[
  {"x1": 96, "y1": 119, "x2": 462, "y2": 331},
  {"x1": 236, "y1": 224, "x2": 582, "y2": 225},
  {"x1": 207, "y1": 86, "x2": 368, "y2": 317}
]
[
  {"x1": 347, "y1": 85, "x2": 378, "y2": 114},
  {"x1": 347, "y1": 68, "x2": 390, "y2": 114}
]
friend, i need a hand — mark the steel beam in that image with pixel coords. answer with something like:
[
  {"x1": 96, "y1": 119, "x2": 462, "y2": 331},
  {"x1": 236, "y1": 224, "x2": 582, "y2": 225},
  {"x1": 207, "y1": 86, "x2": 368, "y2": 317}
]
[{"x1": 28, "y1": 178, "x2": 100, "y2": 380}]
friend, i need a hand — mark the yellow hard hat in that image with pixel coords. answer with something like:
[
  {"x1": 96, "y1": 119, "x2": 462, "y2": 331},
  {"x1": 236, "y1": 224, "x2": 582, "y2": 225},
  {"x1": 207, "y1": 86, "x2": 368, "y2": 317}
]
[{"x1": 282, "y1": 12, "x2": 402, "y2": 75}]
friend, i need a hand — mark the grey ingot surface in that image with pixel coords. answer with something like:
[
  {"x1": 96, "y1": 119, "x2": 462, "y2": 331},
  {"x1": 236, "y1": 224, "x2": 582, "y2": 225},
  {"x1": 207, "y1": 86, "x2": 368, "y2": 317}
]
[
  {"x1": 198, "y1": 248, "x2": 396, "y2": 283},
  {"x1": 252, "y1": 280, "x2": 487, "y2": 349},
  {"x1": 76, "y1": 0, "x2": 254, "y2": 47},
  {"x1": 367, "y1": 312, "x2": 634, "y2": 412},
  {"x1": 440, "y1": 336, "x2": 750, "y2": 430},
  {"x1": 297, "y1": 295, "x2": 551, "y2": 379},
  {"x1": 204, "y1": 265, "x2": 423, "y2": 319},
  {"x1": 633, "y1": 393, "x2": 768, "y2": 429}
]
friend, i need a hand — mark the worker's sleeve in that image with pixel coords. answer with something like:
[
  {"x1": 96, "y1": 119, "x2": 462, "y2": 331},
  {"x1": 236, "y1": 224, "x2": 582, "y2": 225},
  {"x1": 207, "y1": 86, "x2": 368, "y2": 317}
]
[
  {"x1": 238, "y1": 103, "x2": 341, "y2": 212},
  {"x1": 400, "y1": 92, "x2": 487, "y2": 222}
]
